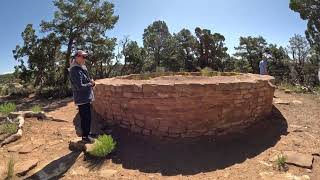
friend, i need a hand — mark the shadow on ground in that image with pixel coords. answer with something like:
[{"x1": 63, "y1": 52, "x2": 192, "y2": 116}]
[
  {"x1": 26, "y1": 151, "x2": 82, "y2": 180},
  {"x1": 86, "y1": 105, "x2": 288, "y2": 176}
]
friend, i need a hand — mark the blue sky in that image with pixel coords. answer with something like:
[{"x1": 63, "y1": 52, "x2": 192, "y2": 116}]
[{"x1": 0, "y1": 0, "x2": 307, "y2": 74}]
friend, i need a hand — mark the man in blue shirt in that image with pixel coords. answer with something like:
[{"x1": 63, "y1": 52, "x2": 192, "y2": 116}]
[{"x1": 259, "y1": 52, "x2": 272, "y2": 75}]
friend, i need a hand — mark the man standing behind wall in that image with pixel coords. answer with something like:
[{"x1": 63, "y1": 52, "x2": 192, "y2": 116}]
[{"x1": 259, "y1": 51, "x2": 272, "y2": 75}]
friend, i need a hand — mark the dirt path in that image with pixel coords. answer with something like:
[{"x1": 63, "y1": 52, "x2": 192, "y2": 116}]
[{"x1": 0, "y1": 90, "x2": 319, "y2": 179}]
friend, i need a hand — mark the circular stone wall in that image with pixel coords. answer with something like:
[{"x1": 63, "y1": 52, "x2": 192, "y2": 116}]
[{"x1": 92, "y1": 73, "x2": 275, "y2": 138}]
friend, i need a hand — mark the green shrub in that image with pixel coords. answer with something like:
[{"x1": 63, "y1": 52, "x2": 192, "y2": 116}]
[
  {"x1": 0, "y1": 122, "x2": 18, "y2": 135},
  {"x1": 31, "y1": 105, "x2": 42, "y2": 113},
  {"x1": 6, "y1": 155, "x2": 15, "y2": 180},
  {"x1": 0, "y1": 83, "x2": 34, "y2": 97},
  {"x1": 0, "y1": 103, "x2": 16, "y2": 116},
  {"x1": 88, "y1": 134, "x2": 116, "y2": 157},
  {"x1": 275, "y1": 154, "x2": 287, "y2": 171},
  {"x1": 37, "y1": 86, "x2": 72, "y2": 98},
  {"x1": 200, "y1": 67, "x2": 213, "y2": 76},
  {"x1": 6, "y1": 83, "x2": 31, "y2": 97}
]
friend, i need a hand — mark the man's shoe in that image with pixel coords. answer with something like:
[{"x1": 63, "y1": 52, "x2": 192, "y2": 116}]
[{"x1": 82, "y1": 136, "x2": 95, "y2": 144}]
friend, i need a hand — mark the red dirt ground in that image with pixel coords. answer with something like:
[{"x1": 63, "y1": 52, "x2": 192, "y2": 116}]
[{"x1": 0, "y1": 89, "x2": 319, "y2": 180}]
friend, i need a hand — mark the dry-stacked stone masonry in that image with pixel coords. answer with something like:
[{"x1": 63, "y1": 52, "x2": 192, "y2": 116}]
[{"x1": 92, "y1": 73, "x2": 275, "y2": 138}]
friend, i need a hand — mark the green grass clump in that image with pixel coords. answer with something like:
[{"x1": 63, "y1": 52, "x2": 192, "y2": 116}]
[
  {"x1": 0, "y1": 122, "x2": 18, "y2": 135},
  {"x1": 88, "y1": 134, "x2": 116, "y2": 158},
  {"x1": 31, "y1": 105, "x2": 42, "y2": 113},
  {"x1": 200, "y1": 67, "x2": 214, "y2": 76},
  {"x1": 6, "y1": 156, "x2": 15, "y2": 180},
  {"x1": 275, "y1": 154, "x2": 287, "y2": 171},
  {"x1": 0, "y1": 103, "x2": 16, "y2": 116}
]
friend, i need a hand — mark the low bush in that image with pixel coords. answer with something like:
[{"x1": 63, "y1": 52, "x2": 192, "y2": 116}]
[
  {"x1": 88, "y1": 134, "x2": 116, "y2": 158},
  {"x1": 37, "y1": 86, "x2": 72, "y2": 98},
  {"x1": 0, "y1": 83, "x2": 34, "y2": 97},
  {"x1": 200, "y1": 67, "x2": 213, "y2": 76}
]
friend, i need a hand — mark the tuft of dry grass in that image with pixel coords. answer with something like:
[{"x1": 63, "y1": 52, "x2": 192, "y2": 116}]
[{"x1": 6, "y1": 155, "x2": 15, "y2": 180}]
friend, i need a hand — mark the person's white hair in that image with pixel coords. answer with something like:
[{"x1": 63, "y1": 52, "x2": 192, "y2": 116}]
[{"x1": 263, "y1": 52, "x2": 272, "y2": 59}]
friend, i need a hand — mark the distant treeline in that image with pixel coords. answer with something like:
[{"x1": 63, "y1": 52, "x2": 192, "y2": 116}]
[
  {"x1": 0, "y1": 73, "x2": 17, "y2": 85},
  {"x1": 11, "y1": 0, "x2": 319, "y2": 97}
]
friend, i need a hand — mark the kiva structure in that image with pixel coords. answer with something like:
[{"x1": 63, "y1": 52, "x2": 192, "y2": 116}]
[{"x1": 92, "y1": 73, "x2": 275, "y2": 138}]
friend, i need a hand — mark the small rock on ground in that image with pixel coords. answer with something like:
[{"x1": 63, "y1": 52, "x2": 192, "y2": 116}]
[
  {"x1": 284, "y1": 151, "x2": 314, "y2": 168},
  {"x1": 7, "y1": 144, "x2": 23, "y2": 152},
  {"x1": 16, "y1": 159, "x2": 39, "y2": 176},
  {"x1": 285, "y1": 89, "x2": 292, "y2": 94},
  {"x1": 19, "y1": 142, "x2": 41, "y2": 154},
  {"x1": 292, "y1": 100, "x2": 303, "y2": 105},
  {"x1": 273, "y1": 98, "x2": 290, "y2": 105}
]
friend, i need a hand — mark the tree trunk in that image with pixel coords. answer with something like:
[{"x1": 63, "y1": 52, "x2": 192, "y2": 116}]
[
  {"x1": 154, "y1": 50, "x2": 160, "y2": 71},
  {"x1": 199, "y1": 41, "x2": 205, "y2": 69},
  {"x1": 100, "y1": 61, "x2": 103, "y2": 79},
  {"x1": 63, "y1": 37, "x2": 74, "y2": 85}
]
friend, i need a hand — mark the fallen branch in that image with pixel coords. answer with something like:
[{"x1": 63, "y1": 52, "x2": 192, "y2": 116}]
[
  {"x1": 9, "y1": 111, "x2": 63, "y2": 121},
  {"x1": 0, "y1": 128, "x2": 23, "y2": 147},
  {"x1": 17, "y1": 115, "x2": 24, "y2": 128},
  {"x1": 1, "y1": 111, "x2": 65, "y2": 146}
]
